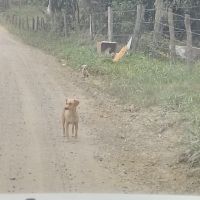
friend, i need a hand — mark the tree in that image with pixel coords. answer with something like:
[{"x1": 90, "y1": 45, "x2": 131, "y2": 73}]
[{"x1": 45, "y1": 0, "x2": 80, "y2": 34}]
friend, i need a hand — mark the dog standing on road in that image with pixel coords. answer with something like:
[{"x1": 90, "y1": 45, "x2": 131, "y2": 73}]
[{"x1": 62, "y1": 98, "x2": 79, "y2": 138}]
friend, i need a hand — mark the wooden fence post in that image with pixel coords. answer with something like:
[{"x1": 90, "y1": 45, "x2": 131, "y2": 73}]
[
  {"x1": 36, "y1": 16, "x2": 39, "y2": 31},
  {"x1": 6, "y1": 14, "x2": 11, "y2": 24},
  {"x1": 26, "y1": 16, "x2": 29, "y2": 30},
  {"x1": 63, "y1": 13, "x2": 67, "y2": 37},
  {"x1": 14, "y1": 15, "x2": 17, "y2": 27},
  {"x1": 32, "y1": 17, "x2": 35, "y2": 31},
  {"x1": 40, "y1": 17, "x2": 43, "y2": 30},
  {"x1": 14, "y1": 15, "x2": 17, "y2": 26},
  {"x1": 40, "y1": 17, "x2": 44, "y2": 30},
  {"x1": 108, "y1": 1, "x2": 113, "y2": 42},
  {"x1": 22, "y1": 18, "x2": 25, "y2": 30},
  {"x1": 132, "y1": 4, "x2": 145, "y2": 51},
  {"x1": 89, "y1": 13, "x2": 94, "y2": 40},
  {"x1": 168, "y1": 7, "x2": 176, "y2": 62},
  {"x1": 5, "y1": 14, "x2": 9, "y2": 23},
  {"x1": 184, "y1": 14, "x2": 192, "y2": 67},
  {"x1": 153, "y1": 0, "x2": 165, "y2": 46},
  {"x1": 12, "y1": 14, "x2": 15, "y2": 24},
  {"x1": 42, "y1": 18, "x2": 45, "y2": 30},
  {"x1": 18, "y1": 16, "x2": 21, "y2": 29}
]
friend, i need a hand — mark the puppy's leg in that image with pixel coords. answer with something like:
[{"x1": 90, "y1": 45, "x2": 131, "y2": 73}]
[
  {"x1": 65, "y1": 122, "x2": 70, "y2": 138},
  {"x1": 72, "y1": 124, "x2": 75, "y2": 137},
  {"x1": 75, "y1": 122, "x2": 78, "y2": 138},
  {"x1": 63, "y1": 123, "x2": 66, "y2": 137}
]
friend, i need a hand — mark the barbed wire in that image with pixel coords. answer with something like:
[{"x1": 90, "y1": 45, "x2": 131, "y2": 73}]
[
  {"x1": 174, "y1": 5, "x2": 200, "y2": 9},
  {"x1": 113, "y1": 21, "x2": 134, "y2": 25},
  {"x1": 190, "y1": 17, "x2": 200, "y2": 21},
  {"x1": 3, "y1": 6, "x2": 200, "y2": 39},
  {"x1": 85, "y1": 3, "x2": 200, "y2": 10},
  {"x1": 2, "y1": 12, "x2": 196, "y2": 62},
  {"x1": 164, "y1": 30, "x2": 185, "y2": 33},
  {"x1": 145, "y1": 8, "x2": 155, "y2": 11},
  {"x1": 90, "y1": 7, "x2": 200, "y2": 24},
  {"x1": 162, "y1": 7, "x2": 200, "y2": 22},
  {"x1": 113, "y1": 9, "x2": 137, "y2": 13},
  {"x1": 162, "y1": 33, "x2": 187, "y2": 45},
  {"x1": 75, "y1": 1, "x2": 200, "y2": 10},
  {"x1": 144, "y1": 19, "x2": 200, "y2": 38},
  {"x1": 154, "y1": 20, "x2": 200, "y2": 36},
  {"x1": 5, "y1": 14, "x2": 200, "y2": 37},
  {"x1": 113, "y1": 34, "x2": 132, "y2": 37},
  {"x1": 144, "y1": 43, "x2": 170, "y2": 58}
]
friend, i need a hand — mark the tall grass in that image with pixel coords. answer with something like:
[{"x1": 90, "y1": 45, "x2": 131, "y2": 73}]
[{"x1": 5, "y1": 23, "x2": 200, "y2": 109}]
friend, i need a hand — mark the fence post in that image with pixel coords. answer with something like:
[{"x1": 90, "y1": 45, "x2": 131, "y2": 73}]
[
  {"x1": 21, "y1": 17, "x2": 24, "y2": 29},
  {"x1": 40, "y1": 17, "x2": 44, "y2": 30},
  {"x1": 26, "y1": 16, "x2": 29, "y2": 30},
  {"x1": 12, "y1": 14, "x2": 15, "y2": 24},
  {"x1": 132, "y1": 4, "x2": 145, "y2": 51},
  {"x1": 42, "y1": 18, "x2": 45, "y2": 30},
  {"x1": 168, "y1": 7, "x2": 176, "y2": 62},
  {"x1": 89, "y1": 13, "x2": 94, "y2": 40},
  {"x1": 18, "y1": 16, "x2": 21, "y2": 29},
  {"x1": 6, "y1": 14, "x2": 11, "y2": 24},
  {"x1": 32, "y1": 17, "x2": 35, "y2": 31},
  {"x1": 5, "y1": 14, "x2": 9, "y2": 23},
  {"x1": 63, "y1": 13, "x2": 67, "y2": 37},
  {"x1": 107, "y1": 0, "x2": 113, "y2": 42},
  {"x1": 184, "y1": 14, "x2": 192, "y2": 67},
  {"x1": 153, "y1": 0, "x2": 164, "y2": 46},
  {"x1": 14, "y1": 15, "x2": 17, "y2": 27},
  {"x1": 36, "y1": 16, "x2": 39, "y2": 31}
]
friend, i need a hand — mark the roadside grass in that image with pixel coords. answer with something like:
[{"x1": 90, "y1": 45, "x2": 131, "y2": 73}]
[{"x1": 1, "y1": 10, "x2": 200, "y2": 166}]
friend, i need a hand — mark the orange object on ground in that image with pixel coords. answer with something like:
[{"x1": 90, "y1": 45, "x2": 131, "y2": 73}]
[{"x1": 113, "y1": 46, "x2": 128, "y2": 62}]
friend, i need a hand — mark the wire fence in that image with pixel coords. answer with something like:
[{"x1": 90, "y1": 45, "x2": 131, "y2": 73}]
[{"x1": 0, "y1": 3, "x2": 200, "y2": 65}]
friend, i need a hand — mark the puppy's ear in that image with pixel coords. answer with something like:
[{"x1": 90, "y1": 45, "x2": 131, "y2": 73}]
[
  {"x1": 74, "y1": 100, "x2": 79, "y2": 106},
  {"x1": 66, "y1": 98, "x2": 68, "y2": 104}
]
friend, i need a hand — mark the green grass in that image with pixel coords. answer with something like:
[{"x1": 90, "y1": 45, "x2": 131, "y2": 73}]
[
  {"x1": 2, "y1": 11, "x2": 200, "y2": 165},
  {"x1": 3, "y1": 22, "x2": 200, "y2": 110}
]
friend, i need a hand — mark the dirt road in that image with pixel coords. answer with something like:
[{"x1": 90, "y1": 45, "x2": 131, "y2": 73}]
[
  {"x1": 0, "y1": 25, "x2": 200, "y2": 194},
  {"x1": 0, "y1": 26, "x2": 119, "y2": 193}
]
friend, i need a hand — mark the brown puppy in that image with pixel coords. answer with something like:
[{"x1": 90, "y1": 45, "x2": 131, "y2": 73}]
[
  {"x1": 81, "y1": 65, "x2": 89, "y2": 78},
  {"x1": 62, "y1": 98, "x2": 79, "y2": 138}
]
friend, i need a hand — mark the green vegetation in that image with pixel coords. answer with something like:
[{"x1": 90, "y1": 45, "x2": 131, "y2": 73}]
[{"x1": 5, "y1": 23, "x2": 200, "y2": 110}]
